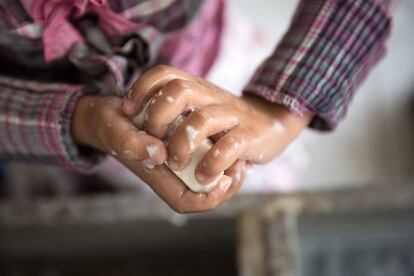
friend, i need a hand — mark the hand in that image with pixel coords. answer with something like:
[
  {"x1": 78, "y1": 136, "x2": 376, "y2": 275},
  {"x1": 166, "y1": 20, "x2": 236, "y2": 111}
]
[
  {"x1": 72, "y1": 95, "x2": 239, "y2": 213},
  {"x1": 72, "y1": 95, "x2": 167, "y2": 165},
  {"x1": 122, "y1": 65, "x2": 312, "y2": 185},
  {"x1": 121, "y1": 159, "x2": 243, "y2": 213}
]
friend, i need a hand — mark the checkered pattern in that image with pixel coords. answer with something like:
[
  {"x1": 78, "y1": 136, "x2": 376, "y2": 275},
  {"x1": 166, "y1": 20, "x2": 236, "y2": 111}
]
[
  {"x1": 0, "y1": 0, "x2": 396, "y2": 171},
  {"x1": 0, "y1": 76, "x2": 96, "y2": 172},
  {"x1": 244, "y1": 0, "x2": 396, "y2": 130}
]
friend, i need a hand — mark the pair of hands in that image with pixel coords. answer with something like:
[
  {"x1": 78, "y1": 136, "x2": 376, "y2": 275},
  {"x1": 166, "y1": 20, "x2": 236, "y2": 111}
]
[{"x1": 72, "y1": 65, "x2": 312, "y2": 213}]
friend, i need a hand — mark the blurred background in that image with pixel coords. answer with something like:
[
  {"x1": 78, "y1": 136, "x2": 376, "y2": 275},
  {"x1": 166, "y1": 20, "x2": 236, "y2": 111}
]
[{"x1": 0, "y1": 1, "x2": 413, "y2": 276}]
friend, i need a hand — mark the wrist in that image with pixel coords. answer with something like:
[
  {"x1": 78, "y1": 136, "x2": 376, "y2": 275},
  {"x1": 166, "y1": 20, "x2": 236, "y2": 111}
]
[
  {"x1": 242, "y1": 94, "x2": 313, "y2": 129},
  {"x1": 72, "y1": 95, "x2": 102, "y2": 148}
]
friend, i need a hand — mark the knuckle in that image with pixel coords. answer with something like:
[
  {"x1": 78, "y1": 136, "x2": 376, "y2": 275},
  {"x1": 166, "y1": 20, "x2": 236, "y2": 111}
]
[
  {"x1": 207, "y1": 198, "x2": 220, "y2": 210},
  {"x1": 118, "y1": 135, "x2": 134, "y2": 157},
  {"x1": 96, "y1": 101, "x2": 115, "y2": 119},
  {"x1": 191, "y1": 109, "x2": 210, "y2": 126},
  {"x1": 132, "y1": 65, "x2": 172, "y2": 92},
  {"x1": 171, "y1": 201, "x2": 186, "y2": 214},
  {"x1": 166, "y1": 79, "x2": 190, "y2": 91},
  {"x1": 167, "y1": 142, "x2": 184, "y2": 160},
  {"x1": 100, "y1": 107, "x2": 113, "y2": 120},
  {"x1": 220, "y1": 135, "x2": 242, "y2": 152},
  {"x1": 145, "y1": 111, "x2": 164, "y2": 138},
  {"x1": 152, "y1": 64, "x2": 172, "y2": 75},
  {"x1": 95, "y1": 99, "x2": 109, "y2": 114},
  {"x1": 175, "y1": 208, "x2": 187, "y2": 214}
]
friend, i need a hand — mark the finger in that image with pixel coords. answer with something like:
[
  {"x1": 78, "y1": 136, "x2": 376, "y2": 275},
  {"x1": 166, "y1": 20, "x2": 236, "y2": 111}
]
[
  {"x1": 176, "y1": 175, "x2": 232, "y2": 213},
  {"x1": 125, "y1": 161, "x2": 232, "y2": 213},
  {"x1": 121, "y1": 161, "x2": 189, "y2": 209},
  {"x1": 122, "y1": 65, "x2": 194, "y2": 116},
  {"x1": 195, "y1": 127, "x2": 248, "y2": 184},
  {"x1": 98, "y1": 104, "x2": 168, "y2": 164},
  {"x1": 167, "y1": 106, "x2": 239, "y2": 171},
  {"x1": 144, "y1": 79, "x2": 213, "y2": 138},
  {"x1": 222, "y1": 160, "x2": 246, "y2": 202}
]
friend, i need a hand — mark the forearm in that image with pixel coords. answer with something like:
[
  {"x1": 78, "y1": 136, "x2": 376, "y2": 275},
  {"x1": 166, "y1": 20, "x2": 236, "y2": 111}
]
[
  {"x1": 242, "y1": 94, "x2": 313, "y2": 140},
  {"x1": 72, "y1": 95, "x2": 104, "y2": 150}
]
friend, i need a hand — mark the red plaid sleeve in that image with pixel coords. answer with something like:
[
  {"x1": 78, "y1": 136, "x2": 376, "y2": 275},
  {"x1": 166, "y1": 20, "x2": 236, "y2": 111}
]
[
  {"x1": 0, "y1": 76, "x2": 101, "y2": 172},
  {"x1": 243, "y1": 0, "x2": 397, "y2": 130}
]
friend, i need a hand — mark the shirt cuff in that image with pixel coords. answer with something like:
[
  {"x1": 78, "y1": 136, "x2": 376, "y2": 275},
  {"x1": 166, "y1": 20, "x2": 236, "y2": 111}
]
[
  {"x1": 243, "y1": 0, "x2": 394, "y2": 131},
  {"x1": 0, "y1": 77, "x2": 103, "y2": 173}
]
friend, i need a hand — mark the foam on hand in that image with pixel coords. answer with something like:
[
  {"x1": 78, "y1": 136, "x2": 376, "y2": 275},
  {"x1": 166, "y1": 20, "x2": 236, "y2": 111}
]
[{"x1": 132, "y1": 101, "x2": 223, "y2": 193}]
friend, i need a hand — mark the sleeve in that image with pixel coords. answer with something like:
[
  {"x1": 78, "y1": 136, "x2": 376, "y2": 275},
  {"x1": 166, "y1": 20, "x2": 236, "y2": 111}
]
[
  {"x1": 0, "y1": 76, "x2": 103, "y2": 173},
  {"x1": 243, "y1": 0, "x2": 397, "y2": 130}
]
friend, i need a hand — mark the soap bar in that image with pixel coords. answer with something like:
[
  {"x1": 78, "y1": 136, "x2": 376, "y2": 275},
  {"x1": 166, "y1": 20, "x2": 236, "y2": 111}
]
[
  {"x1": 132, "y1": 102, "x2": 223, "y2": 192},
  {"x1": 172, "y1": 138, "x2": 222, "y2": 192}
]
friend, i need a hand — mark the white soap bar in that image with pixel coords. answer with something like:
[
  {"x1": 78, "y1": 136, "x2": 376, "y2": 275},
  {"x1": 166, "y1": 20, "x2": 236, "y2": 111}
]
[
  {"x1": 131, "y1": 102, "x2": 149, "y2": 129},
  {"x1": 132, "y1": 103, "x2": 223, "y2": 192},
  {"x1": 173, "y1": 138, "x2": 223, "y2": 192}
]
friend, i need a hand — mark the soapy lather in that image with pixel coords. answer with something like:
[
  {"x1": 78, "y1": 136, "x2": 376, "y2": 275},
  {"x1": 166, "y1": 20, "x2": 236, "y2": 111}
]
[{"x1": 132, "y1": 100, "x2": 224, "y2": 192}]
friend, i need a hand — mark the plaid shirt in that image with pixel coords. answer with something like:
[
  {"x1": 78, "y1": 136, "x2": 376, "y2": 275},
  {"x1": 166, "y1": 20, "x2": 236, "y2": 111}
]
[{"x1": 0, "y1": 0, "x2": 396, "y2": 172}]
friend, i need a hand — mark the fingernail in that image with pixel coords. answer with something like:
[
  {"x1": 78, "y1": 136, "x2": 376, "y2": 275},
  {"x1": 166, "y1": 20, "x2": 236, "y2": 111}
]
[
  {"x1": 232, "y1": 171, "x2": 241, "y2": 184},
  {"x1": 127, "y1": 88, "x2": 133, "y2": 99},
  {"x1": 123, "y1": 150, "x2": 137, "y2": 159},
  {"x1": 142, "y1": 159, "x2": 155, "y2": 169},
  {"x1": 146, "y1": 145, "x2": 162, "y2": 164},
  {"x1": 168, "y1": 158, "x2": 179, "y2": 170},
  {"x1": 220, "y1": 178, "x2": 232, "y2": 192},
  {"x1": 196, "y1": 169, "x2": 209, "y2": 183},
  {"x1": 122, "y1": 99, "x2": 135, "y2": 112}
]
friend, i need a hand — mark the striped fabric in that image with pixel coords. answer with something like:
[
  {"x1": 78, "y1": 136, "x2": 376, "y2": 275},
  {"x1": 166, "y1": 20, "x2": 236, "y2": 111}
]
[
  {"x1": 244, "y1": 0, "x2": 396, "y2": 130},
  {"x1": 0, "y1": 0, "x2": 396, "y2": 171},
  {"x1": 0, "y1": 76, "x2": 96, "y2": 172}
]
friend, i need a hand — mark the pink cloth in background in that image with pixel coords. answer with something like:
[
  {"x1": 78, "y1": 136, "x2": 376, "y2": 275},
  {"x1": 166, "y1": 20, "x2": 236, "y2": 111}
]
[
  {"x1": 21, "y1": 0, "x2": 140, "y2": 62},
  {"x1": 158, "y1": 0, "x2": 225, "y2": 77}
]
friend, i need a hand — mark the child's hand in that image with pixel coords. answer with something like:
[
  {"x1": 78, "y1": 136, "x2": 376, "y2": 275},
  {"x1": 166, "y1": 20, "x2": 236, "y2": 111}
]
[
  {"x1": 72, "y1": 95, "x2": 168, "y2": 166},
  {"x1": 122, "y1": 65, "x2": 312, "y2": 186},
  {"x1": 72, "y1": 95, "x2": 239, "y2": 213},
  {"x1": 121, "y1": 158, "x2": 243, "y2": 213}
]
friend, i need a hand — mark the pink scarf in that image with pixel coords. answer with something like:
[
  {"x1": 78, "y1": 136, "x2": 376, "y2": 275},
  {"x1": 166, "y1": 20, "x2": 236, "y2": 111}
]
[{"x1": 21, "y1": 0, "x2": 140, "y2": 62}]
